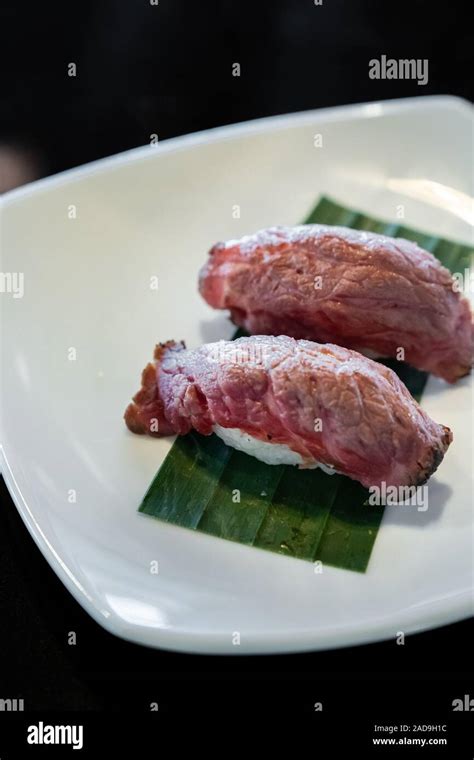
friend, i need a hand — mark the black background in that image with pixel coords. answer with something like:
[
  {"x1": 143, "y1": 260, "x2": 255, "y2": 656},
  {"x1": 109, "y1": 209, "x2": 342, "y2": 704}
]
[
  {"x1": 1, "y1": 0, "x2": 472, "y2": 180},
  {"x1": 1, "y1": 0, "x2": 472, "y2": 745}
]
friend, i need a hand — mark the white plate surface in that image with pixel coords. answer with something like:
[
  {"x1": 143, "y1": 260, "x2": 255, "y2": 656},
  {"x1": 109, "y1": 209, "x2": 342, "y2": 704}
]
[{"x1": 1, "y1": 96, "x2": 473, "y2": 653}]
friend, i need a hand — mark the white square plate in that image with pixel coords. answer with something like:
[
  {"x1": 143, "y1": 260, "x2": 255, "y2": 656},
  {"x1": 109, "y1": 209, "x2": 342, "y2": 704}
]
[{"x1": 1, "y1": 96, "x2": 472, "y2": 653}]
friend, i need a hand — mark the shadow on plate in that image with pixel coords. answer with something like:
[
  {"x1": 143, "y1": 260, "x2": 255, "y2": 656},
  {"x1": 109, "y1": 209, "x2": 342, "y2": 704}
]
[
  {"x1": 198, "y1": 317, "x2": 235, "y2": 344},
  {"x1": 382, "y1": 478, "x2": 452, "y2": 528}
]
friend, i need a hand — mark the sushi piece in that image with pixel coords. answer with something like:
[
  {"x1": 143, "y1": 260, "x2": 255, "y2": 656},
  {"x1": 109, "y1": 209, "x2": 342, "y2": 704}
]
[
  {"x1": 198, "y1": 225, "x2": 473, "y2": 383},
  {"x1": 124, "y1": 335, "x2": 452, "y2": 489}
]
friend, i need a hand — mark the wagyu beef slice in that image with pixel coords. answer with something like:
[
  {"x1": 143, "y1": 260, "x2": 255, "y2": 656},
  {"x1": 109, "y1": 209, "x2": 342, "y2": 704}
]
[{"x1": 124, "y1": 336, "x2": 452, "y2": 490}]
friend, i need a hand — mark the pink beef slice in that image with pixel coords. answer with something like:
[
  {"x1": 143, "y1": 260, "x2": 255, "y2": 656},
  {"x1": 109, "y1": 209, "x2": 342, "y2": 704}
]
[
  {"x1": 198, "y1": 225, "x2": 473, "y2": 383},
  {"x1": 124, "y1": 335, "x2": 452, "y2": 490}
]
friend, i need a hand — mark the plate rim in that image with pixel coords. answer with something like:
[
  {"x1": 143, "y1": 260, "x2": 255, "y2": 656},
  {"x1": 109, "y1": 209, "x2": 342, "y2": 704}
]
[{"x1": 1, "y1": 95, "x2": 472, "y2": 210}]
